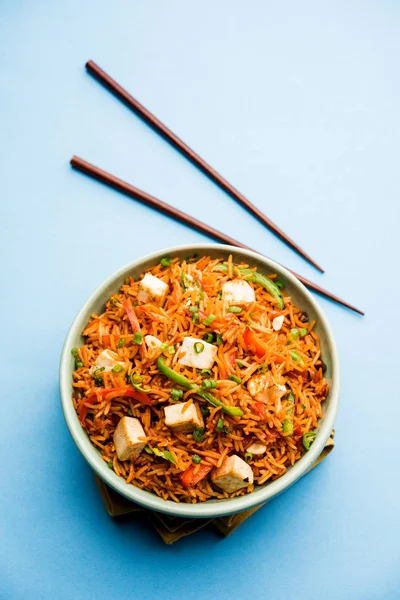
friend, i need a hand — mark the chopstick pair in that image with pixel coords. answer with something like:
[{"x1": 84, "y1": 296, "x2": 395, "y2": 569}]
[{"x1": 70, "y1": 61, "x2": 364, "y2": 315}]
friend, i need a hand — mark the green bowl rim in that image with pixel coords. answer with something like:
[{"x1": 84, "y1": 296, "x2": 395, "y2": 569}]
[{"x1": 60, "y1": 243, "x2": 340, "y2": 518}]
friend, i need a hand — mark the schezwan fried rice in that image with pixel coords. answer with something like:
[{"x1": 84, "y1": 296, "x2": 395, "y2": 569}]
[{"x1": 71, "y1": 255, "x2": 328, "y2": 503}]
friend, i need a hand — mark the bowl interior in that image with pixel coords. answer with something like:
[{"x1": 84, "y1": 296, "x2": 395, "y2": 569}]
[{"x1": 60, "y1": 244, "x2": 339, "y2": 518}]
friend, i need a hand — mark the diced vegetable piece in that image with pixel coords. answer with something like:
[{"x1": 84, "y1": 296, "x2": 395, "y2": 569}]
[
  {"x1": 243, "y1": 328, "x2": 268, "y2": 358},
  {"x1": 228, "y1": 375, "x2": 242, "y2": 385},
  {"x1": 180, "y1": 463, "x2": 213, "y2": 488},
  {"x1": 303, "y1": 432, "x2": 317, "y2": 450}
]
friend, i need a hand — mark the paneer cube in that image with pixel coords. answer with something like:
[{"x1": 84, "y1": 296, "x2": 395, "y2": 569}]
[
  {"x1": 222, "y1": 279, "x2": 255, "y2": 305},
  {"x1": 137, "y1": 273, "x2": 169, "y2": 304},
  {"x1": 178, "y1": 336, "x2": 217, "y2": 370},
  {"x1": 247, "y1": 373, "x2": 287, "y2": 405},
  {"x1": 89, "y1": 349, "x2": 128, "y2": 375},
  {"x1": 164, "y1": 401, "x2": 204, "y2": 433},
  {"x1": 212, "y1": 455, "x2": 254, "y2": 493},
  {"x1": 247, "y1": 373, "x2": 270, "y2": 402},
  {"x1": 113, "y1": 417, "x2": 146, "y2": 461}
]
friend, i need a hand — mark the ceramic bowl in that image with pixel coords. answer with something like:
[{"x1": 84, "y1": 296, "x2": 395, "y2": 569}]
[{"x1": 60, "y1": 243, "x2": 339, "y2": 517}]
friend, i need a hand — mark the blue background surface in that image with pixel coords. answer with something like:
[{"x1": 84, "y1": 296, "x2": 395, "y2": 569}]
[{"x1": 1, "y1": 1, "x2": 399, "y2": 598}]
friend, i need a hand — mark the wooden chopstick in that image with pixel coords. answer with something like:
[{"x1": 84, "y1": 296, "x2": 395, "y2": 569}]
[
  {"x1": 70, "y1": 156, "x2": 364, "y2": 315},
  {"x1": 85, "y1": 60, "x2": 324, "y2": 274}
]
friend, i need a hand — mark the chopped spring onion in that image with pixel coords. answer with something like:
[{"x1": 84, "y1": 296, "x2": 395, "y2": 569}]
[
  {"x1": 244, "y1": 452, "x2": 253, "y2": 463},
  {"x1": 290, "y1": 328, "x2": 299, "y2": 341},
  {"x1": 107, "y1": 461, "x2": 114, "y2": 469},
  {"x1": 132, "y1": 301, "x2": 138, "y2": 307},
  {"x1": 282, "y1": 391, "x2": 295, "y2": 435},
  {"x1": 290, "y1": 350, "x2": 304, "y2": 365},
  {"x1": 215, "y1": 418, "x2": 226, "y2": 432},
  {"x1": 110, "y1": 297, "x2": 121, "y2": 307},
  {"x1": 170, "y1": 388, "x2": 183, "y2": 401},
  {"x1": 111, "y1": 364, "x2": 124, "y2": 374},
  {"x1": 160, "y1": 257, "x2": 172, "y2": 268},
  {"x1": 144, "y1": 446, "x2": 153, "y2": 454},
  {"x1": 236, "y1": 361, "x2": 245, "y2": 368},
  {"x1": 202, "y1": 379, "x2": 217, "y2": 390},
  {"x1": 117, "y1": 338, "x2": 125, "y2": 348},
  {"x1": 257, "y1": 363, "x2": 269, "y2": 374},
  {"x1": 200, "y1": 368, "x2": 212, "y2": 376},
  {"x1": 188, "y1": 306, "x2": 198, "y2": 313},
  {"x1": 299, "y1": 328, "x2": 308, "y2": 337},
  {"x1": 192, "y1": 428, "x2": 205, "y2": 443},
  {"x1": 301, "y1": 403, "x2": 306, "y2": 410},
  {"x1": 227, "y1": 306, "x2": 242, "y2": 314},
  {"x1": 202, "y1": 332, "x2": 214, "y2": 344},
  {"x1": 192, "y1": 313, "x2": 200, "y2": 324},
  {"x1": 228, "y1": 375, "x2": 242, "y2": 385},
  {"x1": 194, "y1": 342, "x2": 204, "y2": 354},
  {"x1": 275, "y1": 279, "x2": 285, "y2": 290},
  {"x1": 303, "y1": 432, "x2": 317, "y2": 450},
  {"x1": 200, "y1": 406, "x2": 210, "y2": 417},
  {"x1": 203, "y1": 314, "x2": 217, "y2": 326},
  {"x1": 133, "y1": 332, "x2": 143, "y2": 345},
  {"x1": 215, "y1": 333, "x2": 223, "y2": 345},
  {"x1": 192, "y1": 454, "x2": 202, "y2": 464},
  {"x1": 128, "y1": 409, "x2": 133, "y2": 416},
  {"x1": 167, "y1": 345, "x2": 175, "y2": 355},
  {"x1": 93, "y1": 367, "x2": 105, "y2": 379},
  {"x1": 159, "y1": 342, "x2": 169, "y2": 351}
]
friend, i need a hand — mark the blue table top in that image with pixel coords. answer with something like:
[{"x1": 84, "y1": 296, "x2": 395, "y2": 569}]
[{"x1": 1, "y1": 1, "x2": 399, "y2": 598}]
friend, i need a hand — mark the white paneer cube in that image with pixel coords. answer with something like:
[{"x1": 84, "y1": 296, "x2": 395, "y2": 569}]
[
  {"x1": 247, "y1": 373, "x2": 287, "y2": 406},
  {"x1": 145, "y1": 335, "x2": 162, "y2": 350},
  {"x1": 137, "y1": 273, "x2": 169, "y2": 304},
  {"x1": 178, "y1": 336, "x2": 217, "y2": 370},
  {"x1": 89, "y1": 349, "x2": 128, "y2": 375},
  {"x1": 164, "y1": 401, "x2": 204, "y2": 433},
  {"x1": 272, "y1": 315, "x2": 285, "y2": 331},
  {"x1": 246, "y1": 441, "x2": 267, "y2": 455},
  {"x1": 212, "y1": 455, "x2": 254, "y2": 493},
  {"x1": 113, "y1": 417, "x2": 146, "y2": 461},
  {"x1": 247, "y1": 373, "x2": 270, "y2": 402},
  {"x1": 222, "y1": 280, "x2": 255, "y2": 305}
]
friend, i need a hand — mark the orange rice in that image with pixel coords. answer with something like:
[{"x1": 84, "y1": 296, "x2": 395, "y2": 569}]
[{"x1": 71, "y1": 255, "x2": 328, "y2": 503}]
